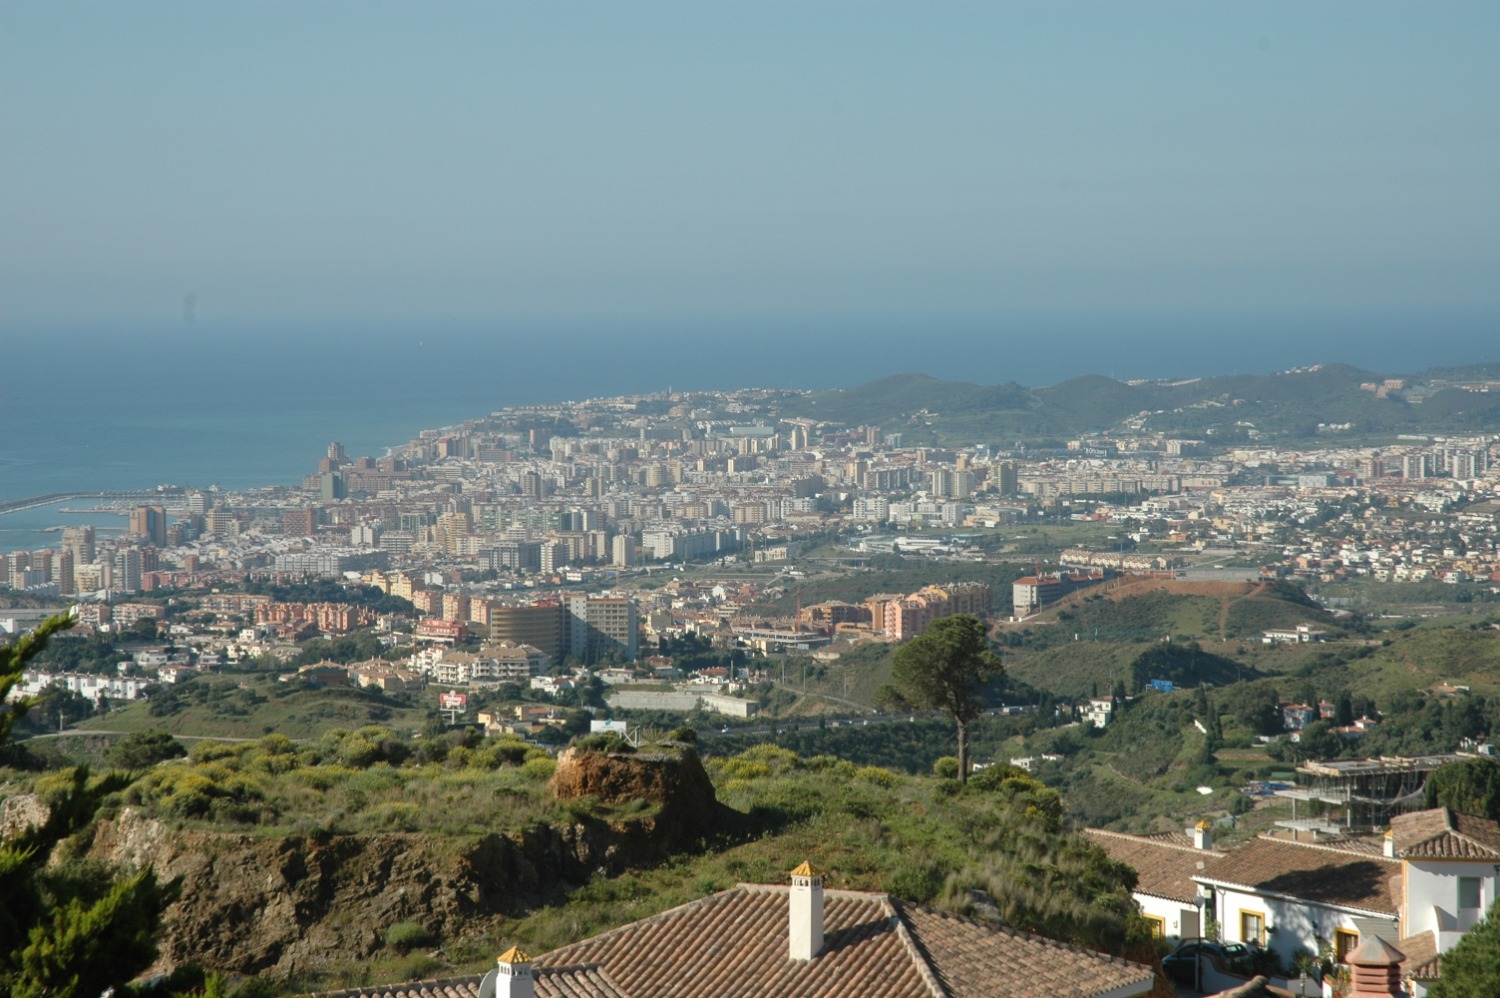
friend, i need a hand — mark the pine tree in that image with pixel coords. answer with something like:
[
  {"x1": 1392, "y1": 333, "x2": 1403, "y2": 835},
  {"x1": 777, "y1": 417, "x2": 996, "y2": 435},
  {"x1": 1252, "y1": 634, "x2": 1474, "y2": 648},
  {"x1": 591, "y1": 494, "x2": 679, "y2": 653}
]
[{"x1": 878, "y1": 615, "x2": 1003, "y2": 783}]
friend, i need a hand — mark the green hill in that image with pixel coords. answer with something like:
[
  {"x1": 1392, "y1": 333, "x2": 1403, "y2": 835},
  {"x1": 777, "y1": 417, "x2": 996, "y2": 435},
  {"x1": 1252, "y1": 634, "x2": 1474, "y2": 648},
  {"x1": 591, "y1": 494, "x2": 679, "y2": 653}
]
[{"x1": 780, "y1": 361, "x2": 1500, "y2": 444}]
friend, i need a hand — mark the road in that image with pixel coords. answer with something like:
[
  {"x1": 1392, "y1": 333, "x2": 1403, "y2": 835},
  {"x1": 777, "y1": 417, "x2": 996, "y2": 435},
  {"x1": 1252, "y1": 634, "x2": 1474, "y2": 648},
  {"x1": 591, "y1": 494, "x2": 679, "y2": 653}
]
[{"x1": 23, "y1": 728, "x2": 277, "y2": 744}]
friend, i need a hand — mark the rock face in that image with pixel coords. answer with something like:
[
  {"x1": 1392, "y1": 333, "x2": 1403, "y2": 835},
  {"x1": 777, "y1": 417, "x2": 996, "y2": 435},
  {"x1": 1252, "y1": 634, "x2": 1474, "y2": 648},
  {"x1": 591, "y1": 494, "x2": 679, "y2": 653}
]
[
  {"x1": 0, "y1": 791, "x2": 49, "y2": 841},
  {"x1": 549, "y1": 746, "x2": 718, "y2": 838},
  {"x1": 81, "y1": 749, "x2": 718, "y2": 977}
]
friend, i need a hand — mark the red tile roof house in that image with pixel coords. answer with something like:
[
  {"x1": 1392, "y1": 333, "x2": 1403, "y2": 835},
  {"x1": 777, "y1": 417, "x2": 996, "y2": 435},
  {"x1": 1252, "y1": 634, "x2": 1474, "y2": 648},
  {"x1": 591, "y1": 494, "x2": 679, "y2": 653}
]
[
  {"x1": 316, "y1": 864, "x2": 1157, "y2": 998},
  {"x1": 1086, "y1": 808, "x2": 1500, "y2": 998}
]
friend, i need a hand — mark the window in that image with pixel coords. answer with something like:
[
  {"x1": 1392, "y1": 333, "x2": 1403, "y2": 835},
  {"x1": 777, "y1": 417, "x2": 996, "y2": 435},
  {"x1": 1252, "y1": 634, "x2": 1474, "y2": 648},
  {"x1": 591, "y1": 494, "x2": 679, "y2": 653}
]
[
  {"x1": 1459, "y1": 876, "x2": 1482, "y2": 910},
  {"x1": 1335, "y1": 929, "x2": 1359, "y2": 963},
  {"x1": 1240, "y1": 910, "x2": 1266, "y2": 946},
  {"x1": 1143, "y1": 915, "x2": 1166, "y2": 939}
]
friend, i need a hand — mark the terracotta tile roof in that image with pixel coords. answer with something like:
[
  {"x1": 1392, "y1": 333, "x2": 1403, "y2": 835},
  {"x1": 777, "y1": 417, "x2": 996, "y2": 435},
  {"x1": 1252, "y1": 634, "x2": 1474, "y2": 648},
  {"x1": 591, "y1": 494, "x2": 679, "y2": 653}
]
[
  {"x1": 1392, "y1": 807, "x2": 1500, "y2": 860},
  {"x1": 535, "y1": 967, "x2": 632, "y2": 998},
  {"x1": 1194, "y1": 837, "x2": 1400, "y2": 916},
  {"x1": 1396, "y1": 930, "x2": 1440, "y2": 982},
  {"x1": 317, "y1": 977, "x2": 484, "y2": 998},
  {"x1": 1085, "y1": 829, "x2": 1223, "y2": 903},
  {"x1": 535, "y1": 884, "x2": 1155, "y2": 998},
  {"x1": 1209, "y1": 976, "x2": 1296, "y2": 998},
  {"x1": 895, "y1": 899, "x2": 1155, "y2": 998},
  {"x1": 1298, "y1": 835, "x2": 1387, "y2": 857}
]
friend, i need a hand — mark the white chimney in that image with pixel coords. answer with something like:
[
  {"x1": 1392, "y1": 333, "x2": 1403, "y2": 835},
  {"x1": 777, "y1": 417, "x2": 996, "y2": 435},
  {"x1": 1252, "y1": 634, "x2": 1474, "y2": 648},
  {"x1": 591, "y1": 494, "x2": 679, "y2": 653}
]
[
  {"x1": 789, "y1": 861, "x2": 824, "y2": 961},
  {"x1": 1383, "y1": 828, "x2": 1396, "y2": 858},
  {"x1": 1191, "y1": 820, "x2": 1214, "y2": 850},
  {"x1": 496, "y1": 946, "x2": 535, "y2": 998}
]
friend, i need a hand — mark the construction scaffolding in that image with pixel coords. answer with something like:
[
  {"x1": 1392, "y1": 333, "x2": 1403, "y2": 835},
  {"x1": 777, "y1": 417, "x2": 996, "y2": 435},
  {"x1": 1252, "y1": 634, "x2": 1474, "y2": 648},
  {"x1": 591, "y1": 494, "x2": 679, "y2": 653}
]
[{"x1": 1273, "y1": 754, "x2": 1468, "y2": 837}]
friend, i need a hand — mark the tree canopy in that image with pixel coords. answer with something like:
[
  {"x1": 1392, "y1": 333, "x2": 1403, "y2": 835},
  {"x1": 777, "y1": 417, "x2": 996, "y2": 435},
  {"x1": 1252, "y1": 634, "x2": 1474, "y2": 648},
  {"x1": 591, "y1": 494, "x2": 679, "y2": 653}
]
[
  {"x1": 878, "y1": 614, "x2": 1003, "y2": 783},
  {"x1": 1425, "y1": 758, "x2": 1500, "y2": 821}
]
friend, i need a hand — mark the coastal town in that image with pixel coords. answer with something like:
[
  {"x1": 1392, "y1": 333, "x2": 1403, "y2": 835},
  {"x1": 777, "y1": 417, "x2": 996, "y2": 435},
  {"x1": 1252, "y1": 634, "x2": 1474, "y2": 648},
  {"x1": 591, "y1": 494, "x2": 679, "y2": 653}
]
[{"x1": 4, "y1": 379, "x2": 1500, "y2": 704}]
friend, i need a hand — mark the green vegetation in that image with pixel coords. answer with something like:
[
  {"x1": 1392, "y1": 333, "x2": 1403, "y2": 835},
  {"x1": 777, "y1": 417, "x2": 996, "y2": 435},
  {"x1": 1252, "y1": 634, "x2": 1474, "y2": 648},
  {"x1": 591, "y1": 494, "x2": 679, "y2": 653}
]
[
  {"x1": 115, "y1": 728, "x2": 562, "y2": 833},
  {"x1": 1, "y1": 613, "x2": 176, "y2": 997},
  {"x1": 73, "y1": 673, "x2": 430, "y2": 741},
  {"x1": 107, "y1": 730, "x2": 187, "y2": 770},
  {"x1": 1425, "y1": 759, "x2": 1500, "y2": 821},
  {"x1": 241, "y1": 580, "x2": 415, "y2": 616}
]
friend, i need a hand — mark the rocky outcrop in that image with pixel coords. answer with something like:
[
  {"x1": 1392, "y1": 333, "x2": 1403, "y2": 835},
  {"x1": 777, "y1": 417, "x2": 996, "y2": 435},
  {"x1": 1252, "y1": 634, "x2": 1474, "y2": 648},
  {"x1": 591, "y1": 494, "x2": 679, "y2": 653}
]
[
  {"x1": 550, "y1": 745, "x2": 718, "y2": 838},
  {"x1": 79, "y1": 749, "x2": 720, "y2": 977},
  {"x1": 0, "y1": 790, "x2": 49, "y2": 841}
]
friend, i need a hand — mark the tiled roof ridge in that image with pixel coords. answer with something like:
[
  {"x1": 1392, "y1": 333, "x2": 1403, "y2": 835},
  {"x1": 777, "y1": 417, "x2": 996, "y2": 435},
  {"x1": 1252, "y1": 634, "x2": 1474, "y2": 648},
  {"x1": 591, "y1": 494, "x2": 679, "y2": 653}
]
[
  {"x1": 311, "y1": 963, "x2": 619, "y2": 998},
  {"x1": 1085, "y1": 827, "x2": 1226, "y2": 856},
  {"x1": 1251, "y1": 833, "x2": 1400, "y2": 861},
  {"x1": 1401, "y1": 807, "x2": 1500, "y2": 858},
  {"x1": 882, "y1": 897, "x2": 949, "y2": 998},
  {"x1": 312, "y1": 974, "x2": 484, "y2": 998}
]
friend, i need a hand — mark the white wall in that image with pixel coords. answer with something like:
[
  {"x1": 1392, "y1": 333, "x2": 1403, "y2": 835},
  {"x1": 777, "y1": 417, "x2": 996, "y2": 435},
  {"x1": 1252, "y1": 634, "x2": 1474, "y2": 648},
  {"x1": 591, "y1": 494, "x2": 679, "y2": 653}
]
[
  {"x1": 1404, "y1": 859, "x2": 1500, "y2": 952},
  {"x1": 1209, "y1": 885, "x2": 1395, "y2": 968},
  {"x1": 1134, "y1": 892, "x2": 1202, "y2": 941}
]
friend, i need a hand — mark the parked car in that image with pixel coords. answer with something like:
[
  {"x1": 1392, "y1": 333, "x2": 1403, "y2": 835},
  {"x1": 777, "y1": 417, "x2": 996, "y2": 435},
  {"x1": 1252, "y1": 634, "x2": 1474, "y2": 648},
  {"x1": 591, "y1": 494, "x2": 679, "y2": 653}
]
[{"x1": 1160, "y1": 940, "x2": 1247, "y2": 986}]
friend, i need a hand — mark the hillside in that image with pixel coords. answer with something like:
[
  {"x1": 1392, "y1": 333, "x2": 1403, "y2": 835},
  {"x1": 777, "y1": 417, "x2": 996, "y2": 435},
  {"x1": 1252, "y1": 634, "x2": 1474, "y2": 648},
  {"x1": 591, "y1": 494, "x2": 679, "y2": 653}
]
[
  {"x1": 781, "y1": 361, "x2": 1500, "y2": 443},
  {"x1": 1004, "y1": 579, "x2": 1339, "y2": 651},
  {"x1": 69, "y1": 673, "x2": 429, "y2": 741},
  {"x1": 3, "y1": 734, "x2": 1165, "y2": 992}
]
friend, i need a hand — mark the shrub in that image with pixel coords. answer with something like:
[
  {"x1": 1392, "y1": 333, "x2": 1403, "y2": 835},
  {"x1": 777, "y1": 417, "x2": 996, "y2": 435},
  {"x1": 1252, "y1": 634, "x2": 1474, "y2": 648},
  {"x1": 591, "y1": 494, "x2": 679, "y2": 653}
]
[
  {"x1": 720, "y1": 759, "x2": 772, "y2": 780},
  {"x1": 107, "y1": 729, "x2": 186, "y2": 770},
  {"x1": 520, "y1": 757, "x2": 556, "y2": 781},
  {"x1": 384, "y1": 921, "x2": 432, "y2": 952},
  {"x1": 372, "y1": 801, "x2": 420, "y2": 830},
  {"x1": 738, "y1": 744, "x2": 800, "y2": 770},
  {"x1": 932, "y1": 757, "x2": 960, "y2": 779},
  {"x1": 572, "y1": 732, "x2": 635, "y2": 755},
  {"x1": 666, "y1": 726, "x2": 697, "y2": 744},
  {"x1": 856, "y1": 766, "x2": 899, "y2": 787}
]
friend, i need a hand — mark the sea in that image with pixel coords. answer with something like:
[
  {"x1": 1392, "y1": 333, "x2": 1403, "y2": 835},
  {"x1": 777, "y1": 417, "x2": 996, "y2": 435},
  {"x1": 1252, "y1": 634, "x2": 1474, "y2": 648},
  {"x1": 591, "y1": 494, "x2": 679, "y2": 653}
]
[{"x1": 3, "y1": 310, "x2": 1496, "y2": 552}]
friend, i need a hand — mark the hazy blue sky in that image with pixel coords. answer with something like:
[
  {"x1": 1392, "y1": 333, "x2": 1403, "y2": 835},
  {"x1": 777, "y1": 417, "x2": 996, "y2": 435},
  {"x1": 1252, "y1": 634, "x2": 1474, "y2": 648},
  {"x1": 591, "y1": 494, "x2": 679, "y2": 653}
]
[{"x1": 2, "y1": 2, "x2": 1496, "y2": 367}]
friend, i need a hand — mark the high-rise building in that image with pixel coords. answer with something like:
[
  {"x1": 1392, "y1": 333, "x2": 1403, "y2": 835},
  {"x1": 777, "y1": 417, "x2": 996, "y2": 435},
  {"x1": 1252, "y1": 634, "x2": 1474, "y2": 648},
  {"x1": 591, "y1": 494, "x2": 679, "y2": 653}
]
[
  {"x1": 320, "y1": 472, "x2": 348, "y2": 501},
  {"x1": 1401, "y1": 454, "x2": 1430, "y2": 480},
  {"x1": 57, "y1": 549, "x2": 75, "y2": 595},
  {"x1": 558, "y1": 593, "x2": 638, "y2": 662},
  {"x1": 62, "y1": 525, "x2": 96, "y2": 564},
  {"x1": 283, "y1": 508, "x2": 317, "y2": 537},
  {"x1": 129, "y1": 506, "x2": 167, "y2": 546},
  {"x1": 113, "y1": 548, "x2": 143, "y2": 592}
]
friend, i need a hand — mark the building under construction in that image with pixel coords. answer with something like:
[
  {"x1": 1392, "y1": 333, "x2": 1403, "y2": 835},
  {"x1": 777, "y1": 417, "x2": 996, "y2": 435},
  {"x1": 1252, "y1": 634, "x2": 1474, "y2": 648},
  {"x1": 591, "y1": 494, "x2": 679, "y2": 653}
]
[{"x1": 1274, "y1": 754, "x2": 1475, "y2": 838}]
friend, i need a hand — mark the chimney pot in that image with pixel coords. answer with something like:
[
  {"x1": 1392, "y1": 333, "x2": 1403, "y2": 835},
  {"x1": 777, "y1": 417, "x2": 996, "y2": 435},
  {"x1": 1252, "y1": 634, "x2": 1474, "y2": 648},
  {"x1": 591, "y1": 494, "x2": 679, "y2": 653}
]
[
  {"x1": 1190, "y1": 820, "x2": 1214, "y2": 851},
  {"x1": 789, "y1": 861, "x2": 825, "y2": 961},
  {"x1": 496, "y1": 946, "x2": 535, "y2": 998}
]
